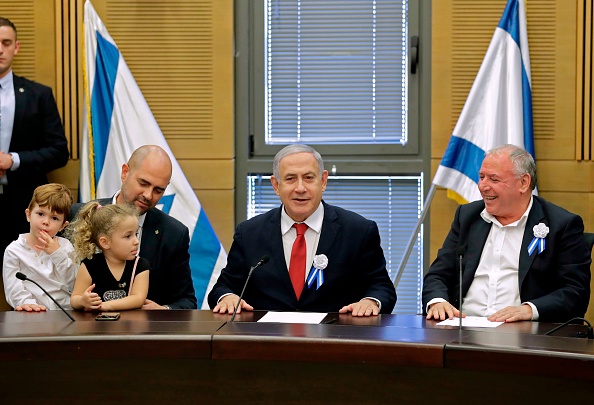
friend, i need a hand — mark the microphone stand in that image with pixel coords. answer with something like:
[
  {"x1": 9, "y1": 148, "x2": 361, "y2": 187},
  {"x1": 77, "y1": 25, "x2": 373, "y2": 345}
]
[
  {"x1": 458, "y1": 253, "x2": 463, "y2": 331},
  {"x1": 544, "y1": 317, "x2": 593, "y2": 339},
  {"x1": 230, "y1": 256, "x2": 269, "y2": 322},
  {"x1": 16, "y1": 272, "x2": 75, "y2": 322}
]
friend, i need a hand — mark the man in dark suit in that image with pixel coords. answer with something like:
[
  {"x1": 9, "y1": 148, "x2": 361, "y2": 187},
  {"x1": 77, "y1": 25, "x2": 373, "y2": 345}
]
[
  {"x1": 209, "y1": 144, "x2": 396, "y2": 316},
  {"x1": 72, "y1": 145, "x2": 197, "y2": 310},
  {"x1": 423, "y1": 144, "x2": 590, "y2": 323},
  {"x1": 0, "y1": 17, "x2": 69, "y2": 256}
]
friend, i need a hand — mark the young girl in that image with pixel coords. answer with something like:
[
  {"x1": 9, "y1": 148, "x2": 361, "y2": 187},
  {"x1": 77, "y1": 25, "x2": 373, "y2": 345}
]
[{"x1": 68, "y1": 202, "x2": 150, "y2": 311}]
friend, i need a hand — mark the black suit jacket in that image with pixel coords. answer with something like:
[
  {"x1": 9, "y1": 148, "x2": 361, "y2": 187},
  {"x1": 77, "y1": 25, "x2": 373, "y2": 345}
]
[
  {"x1": 71, "y1": 199, "x2": 197, "y2": 309},
  {"x1": 422, "y1": 196, "x2": 591, "y2": 322},
  {"x1": 5, "y1": 75, "x2": 68, "y2": 235},
  {"x1": 208, "y1": 202, "x2": 396, "y2": 313}
]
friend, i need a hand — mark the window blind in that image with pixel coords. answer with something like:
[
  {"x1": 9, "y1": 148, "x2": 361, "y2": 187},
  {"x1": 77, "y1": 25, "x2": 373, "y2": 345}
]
[{"x1": 265, "y1": 0, "x2": 408, "y2": 145}]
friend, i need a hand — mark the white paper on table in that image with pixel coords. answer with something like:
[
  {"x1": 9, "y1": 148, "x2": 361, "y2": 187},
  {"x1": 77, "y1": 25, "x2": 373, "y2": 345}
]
[
  {"x1": 436, "y1": 316, "x2": 503, "y2": 328},
  {"x1": 258, "y1": 311, "x2": 328, "y2": 324}
]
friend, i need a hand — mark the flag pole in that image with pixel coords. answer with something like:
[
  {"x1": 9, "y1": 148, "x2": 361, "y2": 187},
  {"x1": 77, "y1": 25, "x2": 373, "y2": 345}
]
[{"x1": 393, "y1": 183, "x2": 437, "y2": 288}]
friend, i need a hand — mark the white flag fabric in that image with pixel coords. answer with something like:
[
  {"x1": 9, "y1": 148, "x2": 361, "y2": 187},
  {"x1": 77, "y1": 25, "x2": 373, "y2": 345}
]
[
  {"x1": 432, "y1": 0, "x2": 535, "y2": 204},
  {"x1": 81, "y1": 0, "x2": 226, "y2": 308}
]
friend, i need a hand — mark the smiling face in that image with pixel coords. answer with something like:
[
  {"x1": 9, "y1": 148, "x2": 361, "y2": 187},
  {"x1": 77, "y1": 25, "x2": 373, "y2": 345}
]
[
  {"x1": 478, "y1": 152, "x2": 531, "y2": 225},
  {"x1": 100, "y1": 215, "x2": 139, "y2": 262},
  {"x1": 26, "y1": 204, "x2": 67, "y2": 240},
  {"x1": 0, "y1": 25, "x2": 19, "y2": 79},
  {"x1": 270, "y1": 152, "x2": 328, "y2": 223}
]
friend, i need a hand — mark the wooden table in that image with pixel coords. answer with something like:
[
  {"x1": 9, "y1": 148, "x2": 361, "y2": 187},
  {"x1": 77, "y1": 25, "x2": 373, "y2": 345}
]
[{"x1": 0, "y1": 310, "x2": 591, "y2": 404}]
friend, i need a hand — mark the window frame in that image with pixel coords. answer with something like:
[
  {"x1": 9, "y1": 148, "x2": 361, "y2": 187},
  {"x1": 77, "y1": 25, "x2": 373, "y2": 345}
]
[{"x1": 251, "y1": 0, "x2": 418, "y2": 156}]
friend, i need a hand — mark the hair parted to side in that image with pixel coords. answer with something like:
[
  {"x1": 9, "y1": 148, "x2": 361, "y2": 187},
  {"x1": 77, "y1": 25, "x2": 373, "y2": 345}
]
[
  {"x1": 272, "y1": 144, "x2": 324, "y2": 179},
  {"x1": 28, "y1": 183, "x2": 73, "y2": 220},
  {"x1": 0, "y1": 17, "x2": 17, "y2": 38},
  {"x1": 66, "y1": 202, "x2": 138, "y2": 261},
  {"x1": 486, "y1": 144, "x2": 537, "y2": 190}
]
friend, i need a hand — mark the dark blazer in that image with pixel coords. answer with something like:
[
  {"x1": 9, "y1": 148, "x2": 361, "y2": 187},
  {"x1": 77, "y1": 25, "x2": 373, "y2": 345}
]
[
  {"x1": 422, "y1": 196, "x2": 591, "y2": 322},
  {"x1": 72, "y1": 198, "x2": 197, "y2": 309},
  {"x1": 208, "y1": 201, "x2": 396, "y2": 313},
  {"x1": 5, "y1": 75, "x2": 68, "y2": 236}
]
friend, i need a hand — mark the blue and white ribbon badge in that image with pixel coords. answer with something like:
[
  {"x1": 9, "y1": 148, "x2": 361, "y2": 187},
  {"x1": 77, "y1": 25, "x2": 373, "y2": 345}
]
[
  {"x1": 528, "y1": 223, "x2": 549, "y2": 256},
  {"x1": 307, "y1": 254, "x2": 328, "y2": 290}
]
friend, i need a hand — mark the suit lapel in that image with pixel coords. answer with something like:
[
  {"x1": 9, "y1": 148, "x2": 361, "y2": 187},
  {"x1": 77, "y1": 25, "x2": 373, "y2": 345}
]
[
  {"x1": 315, "y1": 203, "x2": 339, "y2": 256},
  {"x1": 464, "y1": 217, "x2": 491, "y2": 292},
  {"x1": 300, "y1": 203, "x2": 339, "y2": 302},
  {"x1": 139, "y1": 210, "x2": 162, "y2": 264},
  {"x1": 11, "y1": 75, "x2": 26, "y2": 144},
  {"x1": 267, "y1": 209, "x2": 298, "y2": 299},
  {"x1": 519, "y1": 198, "x2": 545, "y2": 287}
]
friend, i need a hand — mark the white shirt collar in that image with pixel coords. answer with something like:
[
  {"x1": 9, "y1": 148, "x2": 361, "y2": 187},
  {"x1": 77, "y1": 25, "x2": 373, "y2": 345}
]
[
  {"x1": 280, "y1": 202, "x2": 324, "y2": 235},
  {"x1": 0, "y1": 71, "x2": 13, "y2": 91},
  {"x1": 480, "y1": 195, "x2": 533, "y2": 228},
  {"x1": 112, "y1": 190, "x2": 146, "y2": 227}
]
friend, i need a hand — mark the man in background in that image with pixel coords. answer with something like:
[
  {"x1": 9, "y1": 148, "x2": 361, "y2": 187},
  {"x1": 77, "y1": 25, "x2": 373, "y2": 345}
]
[{"x1": 0, "y1": 16, "x2": 69, "y2": 256}]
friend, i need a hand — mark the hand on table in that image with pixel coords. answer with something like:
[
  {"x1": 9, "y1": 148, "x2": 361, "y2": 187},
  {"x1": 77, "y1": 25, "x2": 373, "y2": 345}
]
[
  {"x1": 488, "y1": 304, "x2": 533, "y2": 323},
  {"x1": 212, "y1": 294, "x2": 253, "y2": 314},
  {"x1": 15, "y1": 303, "x2": 47, "y2": 312},
  {"x1": 426, "y1": 301, "x2": 465, "y2": 321},
  {"x1": 339, "y1": 298, "x2": 380, "y2": 317}
]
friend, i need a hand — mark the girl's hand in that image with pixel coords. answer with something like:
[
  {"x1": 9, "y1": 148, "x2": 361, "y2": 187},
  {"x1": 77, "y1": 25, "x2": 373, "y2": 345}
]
[
  {"x1": 81, "y1": 284, "x2": 102, "y2": 311},
  {"x1": 35, "y1": 230, "x2": 61, "y2": 255}
]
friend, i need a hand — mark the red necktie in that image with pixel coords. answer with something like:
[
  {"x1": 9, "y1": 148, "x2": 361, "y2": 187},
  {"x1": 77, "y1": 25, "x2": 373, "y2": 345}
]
[{"x1": 289, "y1": 223, "x2": 308, "y2": 299}]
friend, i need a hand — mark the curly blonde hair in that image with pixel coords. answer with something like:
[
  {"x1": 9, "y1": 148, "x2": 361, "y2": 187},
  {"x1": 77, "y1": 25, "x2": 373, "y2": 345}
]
[{"x1": 66, "y1": 202, "x2": 138, "y2": 261}]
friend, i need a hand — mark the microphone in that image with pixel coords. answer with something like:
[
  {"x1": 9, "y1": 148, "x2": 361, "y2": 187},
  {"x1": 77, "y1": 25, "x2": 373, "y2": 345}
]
[
  {"x1": 230, "y1": 255, "x2": 270, "y2": 322},
  {"x1": 16, "y1": 272, "x2": 75, "y2": 322},
  {"x1": 544, "y1": 317, "x2": 594, "y2": 339},
  {"x1": 456, "y1": 245, "x2": 466, "y2": 329}
]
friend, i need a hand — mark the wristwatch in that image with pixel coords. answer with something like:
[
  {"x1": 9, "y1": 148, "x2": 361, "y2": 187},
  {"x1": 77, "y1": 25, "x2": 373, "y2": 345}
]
[{"x1": 163, "y1": 305, "x2": 171, "y2": 310}]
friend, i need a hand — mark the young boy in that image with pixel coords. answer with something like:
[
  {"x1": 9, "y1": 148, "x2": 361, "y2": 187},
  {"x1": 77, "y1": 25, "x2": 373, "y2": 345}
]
[{"x1": 3, "y1": 183, "x2": 78, "y2": 312}]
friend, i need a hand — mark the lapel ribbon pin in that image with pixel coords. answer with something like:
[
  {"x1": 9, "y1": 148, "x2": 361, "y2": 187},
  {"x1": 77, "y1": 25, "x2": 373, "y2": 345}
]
[
  {"x1": 528, "y1": 223, "x2": 549, "y2": 256},
  {"x1": 307, "y1": 254, "x2": 328, "y2": 290}
]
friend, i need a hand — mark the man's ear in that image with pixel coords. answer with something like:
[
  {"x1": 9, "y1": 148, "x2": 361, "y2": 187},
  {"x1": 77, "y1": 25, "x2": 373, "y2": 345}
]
[
  {"x1": 321, "y1": 170, "x2": 329, "y2": 192},
  {"x1": 121, "y1": 163, "x2": 130, "y2": 184},
  {"x1": 270, "y1": 176, "x2": 280, "y2": 196},
  {"x1": 519, "y1": 174, "x2": 531, "y2": 193}
]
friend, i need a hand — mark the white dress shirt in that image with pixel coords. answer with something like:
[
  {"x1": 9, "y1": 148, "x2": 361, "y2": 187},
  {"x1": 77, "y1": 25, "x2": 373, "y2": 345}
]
[
  {"x1": 428, "y1": 197, "x2": 539, "y2": 320},
  {"x1": 280, "y1": 203, "x2": 324, "y2": 278},
  {"x1": 280, "y1": 203, "x2": 381, "y2": 309},
  {"x1": 0, "y1": 71, "x2": 18, "y2": 187},
  {"x1": 2, "y1": 235, "x2": 78, "y2": 309}
]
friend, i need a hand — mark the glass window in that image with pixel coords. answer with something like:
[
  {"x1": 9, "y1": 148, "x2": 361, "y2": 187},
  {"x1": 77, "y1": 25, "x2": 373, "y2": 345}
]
[{"x1": 264, "y1": 0, "x2": 409, "y2": 145}]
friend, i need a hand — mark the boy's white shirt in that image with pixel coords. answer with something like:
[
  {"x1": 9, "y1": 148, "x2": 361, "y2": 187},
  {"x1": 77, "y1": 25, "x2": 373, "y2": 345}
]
[{"x1": 2, "y1": 234, "x2": 78, "y2": 309}]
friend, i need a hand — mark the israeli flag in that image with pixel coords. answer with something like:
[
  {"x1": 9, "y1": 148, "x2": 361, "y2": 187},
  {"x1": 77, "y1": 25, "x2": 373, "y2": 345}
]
[
  {"x1": 81, "y1": 0, "x2": 226, "y2": 308},
  {"x1": 432, "y1": 0, "x2": 535, "y2": 203}
]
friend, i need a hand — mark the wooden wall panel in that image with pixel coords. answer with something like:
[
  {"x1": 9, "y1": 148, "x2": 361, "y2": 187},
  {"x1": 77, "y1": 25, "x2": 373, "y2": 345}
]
[{"x1": 94, "y1": 0, "x2": 234, "y2": 158}]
